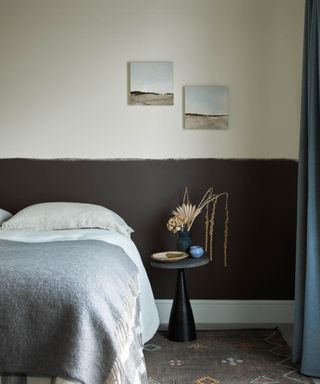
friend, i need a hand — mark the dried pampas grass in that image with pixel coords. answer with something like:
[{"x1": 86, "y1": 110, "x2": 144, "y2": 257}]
[{"x1": 167, "y1": 187, "x2": 229, "y2": 266}]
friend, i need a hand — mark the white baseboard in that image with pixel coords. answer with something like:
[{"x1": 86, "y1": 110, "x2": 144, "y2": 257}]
[{"x1": 156, "y1": 300, "x2": 294, "y2": 327}]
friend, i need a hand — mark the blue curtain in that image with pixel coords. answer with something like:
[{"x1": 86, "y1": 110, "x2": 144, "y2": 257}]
[{"x1": 292, "y1": 0, "x2": 320, "y2": 377}]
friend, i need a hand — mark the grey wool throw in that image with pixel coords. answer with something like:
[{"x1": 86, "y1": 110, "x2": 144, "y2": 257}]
[{"x1": 0, "y1": 239, "x2": 147, "y2": 384}]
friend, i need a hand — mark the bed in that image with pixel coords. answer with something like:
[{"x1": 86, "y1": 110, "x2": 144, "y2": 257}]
[{"x1": 0, "y1": 203, "x2": 159, "y2": 384}]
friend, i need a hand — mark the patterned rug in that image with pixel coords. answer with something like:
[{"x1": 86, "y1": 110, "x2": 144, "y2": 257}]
[{"x1": 144, "y1": 329, "x2": 313, "y2": 384}]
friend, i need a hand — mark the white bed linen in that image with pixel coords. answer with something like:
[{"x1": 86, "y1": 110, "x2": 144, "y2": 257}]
[{"x1": 0, "y1": 228, "x2": 159, "y2": 344}]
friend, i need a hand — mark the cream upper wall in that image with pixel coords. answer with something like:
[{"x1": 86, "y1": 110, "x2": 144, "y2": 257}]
[{"x1": 0, "y1": 0, "x2": 304, "y2": 159}]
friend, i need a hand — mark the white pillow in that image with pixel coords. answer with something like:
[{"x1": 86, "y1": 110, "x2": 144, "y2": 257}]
[
  {"x1": 2, "y1": 202, "x2": 134, "y2": 237},
  {"x1": 0, "y1": 208, "x2": 13, "y2": 225}
]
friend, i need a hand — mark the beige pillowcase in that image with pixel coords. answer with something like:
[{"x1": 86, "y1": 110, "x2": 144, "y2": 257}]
[{"x1": 2, "y1": 202, "x2": 134, "y2": 238}]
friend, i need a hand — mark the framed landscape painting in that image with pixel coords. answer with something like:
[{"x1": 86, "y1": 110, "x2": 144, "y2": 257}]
[
  {"x1": 129, "y1": 62, "x2": 174, "y2": 105},
  {"x1": 184, "y1": 86, "x2": 229, "y2": 129}
]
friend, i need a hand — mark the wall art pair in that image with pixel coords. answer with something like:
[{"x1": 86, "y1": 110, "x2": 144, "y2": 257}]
[{"x1": 128, "y1": 62, "x2": 229, "y2": 130}]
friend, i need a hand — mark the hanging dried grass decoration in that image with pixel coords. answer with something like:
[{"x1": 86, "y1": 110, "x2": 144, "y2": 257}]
[
  {"x1": 209, "y1": 196, "x2": 218, "y2": 262},
  {"x1": 205, "y1": 204, "x2": 209, "y2": 252},
  {"x1": 223, "y1": 193, "x2": 229, "y2": 267},
  {"x1": 196, "y1": 187, "x2": 229, "y2": 265}
]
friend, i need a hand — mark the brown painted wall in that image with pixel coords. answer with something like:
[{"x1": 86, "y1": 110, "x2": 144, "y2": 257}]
[{"x1": 0, "y1": 158, "x2": 297, "y2": 300}]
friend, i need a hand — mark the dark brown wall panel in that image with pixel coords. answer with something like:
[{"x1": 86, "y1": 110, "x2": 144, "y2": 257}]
[{"x1": 0, "y1": 158, "x2": 297, "y2": 300}]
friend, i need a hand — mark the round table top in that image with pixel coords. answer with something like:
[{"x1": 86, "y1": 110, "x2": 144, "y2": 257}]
[{"x1": 150, "y1": 255, "x2": 209, "y2": 270}]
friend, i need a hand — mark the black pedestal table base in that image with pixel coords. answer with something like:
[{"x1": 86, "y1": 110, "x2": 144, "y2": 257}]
[{"x1": 168, "y1": 269, "x2": 196, "y2": 342}]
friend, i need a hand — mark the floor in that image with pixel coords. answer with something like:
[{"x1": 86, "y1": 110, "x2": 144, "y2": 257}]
[
  {"x1": 147, "y1": 325, "x2": 320, "y2": 384},
  {"x1": 145, "y1": 328, "x2": 315, "y2": 384}
]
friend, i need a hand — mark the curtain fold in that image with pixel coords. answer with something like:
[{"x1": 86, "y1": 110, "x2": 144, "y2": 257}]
[{"x1": 293, "y1": 0, "x2": 320, "y2": 377}]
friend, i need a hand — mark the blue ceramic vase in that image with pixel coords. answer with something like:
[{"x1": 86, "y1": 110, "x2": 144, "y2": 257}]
[{"x1": 177, "y1": 230, "x2": 192, "y2": 252}]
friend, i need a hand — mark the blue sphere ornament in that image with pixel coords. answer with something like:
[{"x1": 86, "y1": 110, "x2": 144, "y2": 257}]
[{"x1": 189, "y1": 246, "x2": 204, "y2": 258}]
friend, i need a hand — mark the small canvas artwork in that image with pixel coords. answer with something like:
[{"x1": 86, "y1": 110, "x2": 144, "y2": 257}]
[
  {"x1": 129, "y1": 62, "x2": 173, "y2": 105},
  {"x1": 184, "y1": 86, "x2": 229, "y2": 129}
]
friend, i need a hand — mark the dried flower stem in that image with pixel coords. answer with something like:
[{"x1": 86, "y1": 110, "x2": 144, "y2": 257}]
[
  {"x1": 223, "y1": 193, "x2": 229, "y2": 267},
  {"x1": 209, "y1": 197, "x2": 218, "y2": 261},
  {"x1": 205, "y1": 204, "x2": 209, "y2": 252},
  {"x1": 183, "y1": 188, "x2": 190, "y2": 205},
  {"x1": 197, "y1": 187, "x2": 215, "y2": 211}
]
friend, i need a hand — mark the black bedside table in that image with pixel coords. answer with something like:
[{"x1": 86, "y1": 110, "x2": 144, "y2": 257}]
[{"x1": 150, "y1": 256, "x2": 209, "y2": 342}]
